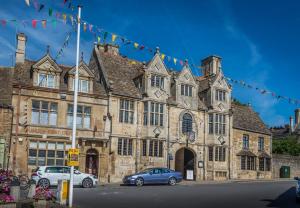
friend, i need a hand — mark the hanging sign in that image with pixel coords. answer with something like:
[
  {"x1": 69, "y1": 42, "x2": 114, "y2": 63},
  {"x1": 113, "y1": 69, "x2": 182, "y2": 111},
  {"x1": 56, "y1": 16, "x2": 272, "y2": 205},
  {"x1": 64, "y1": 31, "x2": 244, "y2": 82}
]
[{"x1": 67, "y1": 148, "x2": 79, "y2": 166}]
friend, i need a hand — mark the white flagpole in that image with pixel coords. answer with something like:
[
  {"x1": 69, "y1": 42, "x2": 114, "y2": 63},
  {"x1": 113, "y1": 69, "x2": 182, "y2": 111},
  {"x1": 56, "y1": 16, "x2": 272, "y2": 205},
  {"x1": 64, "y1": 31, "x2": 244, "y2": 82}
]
[{"x1": 69, "y1": 6, "x2": 81, "y2": 208}]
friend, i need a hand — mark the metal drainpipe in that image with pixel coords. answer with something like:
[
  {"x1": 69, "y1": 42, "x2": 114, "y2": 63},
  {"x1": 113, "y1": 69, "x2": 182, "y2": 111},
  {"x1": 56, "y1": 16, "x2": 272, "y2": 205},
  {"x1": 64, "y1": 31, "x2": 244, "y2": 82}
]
[
  {"x1": 167, "y1": 105, "x2": 170, "y2": 169},
  {"x1": 107, "y1": 92, "x2": 113, "y2": 183},
  {"x1": 203, "y1": 110, "x2": 206, "y2": 180},
  {"x1": 6, "y1": 106, "x2": 14, "y2": 174},
  {"x1": 135, "y1": 101, "x2": 139, "y2": 173},
  {"x1": 228, "y1": 112, "x2": 231, "y2": 180},
  {"x1": 13, "y1": 85, "x2": 21, "y2": 173}
]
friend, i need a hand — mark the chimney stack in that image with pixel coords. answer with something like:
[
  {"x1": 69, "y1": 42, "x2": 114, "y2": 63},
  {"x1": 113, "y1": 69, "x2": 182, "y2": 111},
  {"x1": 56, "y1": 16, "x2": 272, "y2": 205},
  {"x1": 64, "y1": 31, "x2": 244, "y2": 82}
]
[
  {"x1": 201, "y1": 55, "x2": 222, "y2": 77},
  {"x1": 15, "y1": 33, "x2": 27, "y2": 64},
  {"x1": 295, "y1": 109, "x2": 300, "y2": 125},
  {"x1": 290, "y1": 116, "x2": 294, "y2": 133}
]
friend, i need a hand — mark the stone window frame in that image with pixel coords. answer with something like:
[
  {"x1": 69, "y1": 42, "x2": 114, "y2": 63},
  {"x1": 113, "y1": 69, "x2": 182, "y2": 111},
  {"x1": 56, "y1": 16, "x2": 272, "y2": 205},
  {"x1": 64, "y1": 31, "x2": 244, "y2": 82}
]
[
  {"x1": 215, "y1": 89, "x2": 226, "y2": 102},
  {"x1": 119, "y1": 99, "x2": 134, "y2": 124},
  {"x1": 180, "y1": 84, "x2": 193, "y2": 97},
  {"x1": 38, "y1": 72, "x2": 56, "y2": 88},
  {"x1": 215, "y1": 146, "x2": 226, "y2": 162},
  {"x1": 150, "y1": 74, "x2": 165, "y2": 89},
  {"x1": 145, "y1": 102, "x2": 164, "y2": 127},
  {"x1": 31, "y1": 100, "x2": 58, "y2": 126},
  {"x1": 240, "y1": 156, "x2": 256, "y2": 170},
  {"x1": 182, "y1": 113, "x2": 193, "y2": 134},
  {"x1": 28, "y1": 140, "x2": 71, "y2": 167},
  {"x1": 71, "y1": 78, "x2": 90, "y2": 93},
  {"x1": 208, "y1": 146, "x2": 214, "y2": 161},
  {"x1": 117, "y1": 138, "x2": 133, "y2": 156},
  {"x1": 208, "y1": 113, "x2": 226, "y2": 135},
  {"x1": 67, "y1": 104, "x2": 91, "y2": 129},
  {"x1": 258, "y1": 137, "x2": 264, "y2": 151},
  {"x1": 259, "y1": 157, "x2": 271, "y2": 171},
  {"x1": 242, "y1": 134, "x2": 250, "y2": 149},
  {"x1": 141, "y1": 139, "x2": 164, "y2": 158}
]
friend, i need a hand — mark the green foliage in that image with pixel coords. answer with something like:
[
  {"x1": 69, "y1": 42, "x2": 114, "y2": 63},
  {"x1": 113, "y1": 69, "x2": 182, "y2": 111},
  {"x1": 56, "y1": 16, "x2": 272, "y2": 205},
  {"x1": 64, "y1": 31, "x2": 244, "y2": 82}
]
[
  {"x1": 272, "y1": 135, "x2": 300, "y2": 156},
  {"x1": 232, "y1": 98, "x2": 247, "y2": 106}
]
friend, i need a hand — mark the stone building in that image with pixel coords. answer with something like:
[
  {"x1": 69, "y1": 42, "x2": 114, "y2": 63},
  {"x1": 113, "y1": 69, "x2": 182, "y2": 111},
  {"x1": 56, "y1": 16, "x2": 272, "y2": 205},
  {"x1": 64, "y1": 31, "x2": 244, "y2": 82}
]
[
  {"x1": 0, "y1": 67, "x2": 13, "y2": 169},
  {"x1": 231, "y1": 103, "x2": 272, "y2": 179},
  {"x1": 5, "y1": 33, "x2": 110, "y2": 182},
  {"x1": 0, "y1": 32, "x2": 272, "y2": 182}
]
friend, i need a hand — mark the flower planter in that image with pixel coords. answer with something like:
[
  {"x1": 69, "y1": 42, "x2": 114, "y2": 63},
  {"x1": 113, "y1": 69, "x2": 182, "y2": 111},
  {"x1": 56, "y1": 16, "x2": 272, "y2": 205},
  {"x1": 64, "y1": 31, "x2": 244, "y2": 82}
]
[
  {"x1": 0, "y1": 202, "x2": 17, "y2": 208},
  {"x1": 33, "y1": 199, "x2": 47, "y2": 208}
]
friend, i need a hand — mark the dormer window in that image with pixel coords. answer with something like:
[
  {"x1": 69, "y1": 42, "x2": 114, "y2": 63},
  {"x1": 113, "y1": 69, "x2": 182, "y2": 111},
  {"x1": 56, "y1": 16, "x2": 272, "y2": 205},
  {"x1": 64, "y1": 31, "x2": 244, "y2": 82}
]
[
  {"x1": 181, "y1": 84, "x2": 192, "y2": 96},
  {"x1": 38, "y1": 73, "x2": 55, "y2": 88},
  {"x1": 216, "y1": 89, "x2": 226, "y2": 102},
  {"x1": 151, "y1": 75, "x2": 164, "y2": 89},
  {"x1": 72, "y1": 79, "x2": 89, "y2": 93}
]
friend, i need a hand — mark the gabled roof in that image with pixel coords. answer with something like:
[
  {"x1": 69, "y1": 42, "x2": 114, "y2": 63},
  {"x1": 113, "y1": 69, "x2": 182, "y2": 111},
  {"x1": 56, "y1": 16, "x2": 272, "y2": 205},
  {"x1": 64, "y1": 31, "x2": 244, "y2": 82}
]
[
  {"x1": 93, "y1": 46, "x2": 144, "y2": 99},
  {"x1": 12, "y1": 57, "x2": 106, "y2": 96},
  {"x1": 232, "y1": 103, "x2": 271, "y2": 135}
]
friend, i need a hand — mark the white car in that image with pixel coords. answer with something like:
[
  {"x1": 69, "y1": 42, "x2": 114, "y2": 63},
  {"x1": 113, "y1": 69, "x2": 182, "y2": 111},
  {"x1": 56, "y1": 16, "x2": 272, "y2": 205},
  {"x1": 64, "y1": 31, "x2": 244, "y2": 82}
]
[{"x1": 31, "y1": 166, "x2": 98, "y2": 188}]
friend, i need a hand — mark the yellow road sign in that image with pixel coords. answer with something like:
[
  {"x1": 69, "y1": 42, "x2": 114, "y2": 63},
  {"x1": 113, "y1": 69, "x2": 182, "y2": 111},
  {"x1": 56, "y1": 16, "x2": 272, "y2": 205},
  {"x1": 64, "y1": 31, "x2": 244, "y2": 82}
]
[{"x1": 67, "y1": 148, "x2": 79, "y2": 166}]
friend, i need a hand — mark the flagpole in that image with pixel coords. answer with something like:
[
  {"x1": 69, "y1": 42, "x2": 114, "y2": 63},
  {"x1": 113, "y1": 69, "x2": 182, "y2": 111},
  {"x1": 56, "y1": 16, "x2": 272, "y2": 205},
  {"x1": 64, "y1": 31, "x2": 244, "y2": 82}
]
[{"x1": 69, "y1": 5, "x2": 81, "y2": 208}]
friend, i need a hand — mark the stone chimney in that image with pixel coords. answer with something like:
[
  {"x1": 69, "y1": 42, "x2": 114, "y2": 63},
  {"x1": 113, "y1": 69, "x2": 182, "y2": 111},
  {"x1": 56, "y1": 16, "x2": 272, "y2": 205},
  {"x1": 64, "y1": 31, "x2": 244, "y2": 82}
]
[
  {"x1": 102, "y1": 44, "x2": 119, "y2": 55},
  {"x1": 15, "y1": 33, "x2": 27, "y2": 64},
  {"x1": 295, "y1": 109, "x2": 300, "y2": 125},
  {"x1": 290, "y1": 116, "x2": 294, "y2": 133},
  {"x1": 201, "y1": 55, "x2": 222, "y2": 77}
]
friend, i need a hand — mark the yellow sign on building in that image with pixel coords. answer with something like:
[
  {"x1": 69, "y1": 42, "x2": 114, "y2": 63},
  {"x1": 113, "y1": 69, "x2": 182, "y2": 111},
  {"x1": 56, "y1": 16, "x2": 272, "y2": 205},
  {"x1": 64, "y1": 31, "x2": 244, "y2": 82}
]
[{"x1": 67, "y1": 148, "x2": 79, "y2": 166}]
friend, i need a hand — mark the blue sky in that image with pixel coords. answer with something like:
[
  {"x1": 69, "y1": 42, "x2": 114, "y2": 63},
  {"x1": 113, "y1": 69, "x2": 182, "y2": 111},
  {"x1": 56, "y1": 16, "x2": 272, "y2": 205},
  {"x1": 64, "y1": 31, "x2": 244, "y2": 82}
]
[{"x1": 0, "y1": 0, "x2": 299, "y2": 127}]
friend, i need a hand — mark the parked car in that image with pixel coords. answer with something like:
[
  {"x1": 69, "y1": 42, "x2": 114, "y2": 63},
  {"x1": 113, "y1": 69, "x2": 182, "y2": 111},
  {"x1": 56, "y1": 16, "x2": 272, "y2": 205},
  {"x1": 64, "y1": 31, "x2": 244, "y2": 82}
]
[
  {"x1": 31, "y1": 166, "x2": 98, "y2": 189},
  {"x1": 123, "y1": 167, "x2": 183, "y2": 186},
  {"x1": 295, "y1": 177, "x2": 300, "y2": 201}
]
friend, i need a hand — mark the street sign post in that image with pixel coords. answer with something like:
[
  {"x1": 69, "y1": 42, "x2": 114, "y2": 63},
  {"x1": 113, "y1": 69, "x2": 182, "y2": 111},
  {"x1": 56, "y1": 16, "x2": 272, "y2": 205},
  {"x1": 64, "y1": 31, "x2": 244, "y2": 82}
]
[{"x1": 69, "y1": 6, "x2": 81, "y2": 208}]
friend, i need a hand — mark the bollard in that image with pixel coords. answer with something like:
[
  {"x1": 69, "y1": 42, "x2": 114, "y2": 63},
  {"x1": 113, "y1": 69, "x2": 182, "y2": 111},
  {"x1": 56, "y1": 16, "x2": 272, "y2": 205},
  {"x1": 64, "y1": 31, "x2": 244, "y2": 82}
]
[
  {"x1": 27, "y1": 179, "x2": 36, "y2": 198},
  {"x1": 10, "y1": 178, "x2": 20, "y2": 202},
  {"x1": 56, "y1": 179, "x2": 69, "y2": 205}
]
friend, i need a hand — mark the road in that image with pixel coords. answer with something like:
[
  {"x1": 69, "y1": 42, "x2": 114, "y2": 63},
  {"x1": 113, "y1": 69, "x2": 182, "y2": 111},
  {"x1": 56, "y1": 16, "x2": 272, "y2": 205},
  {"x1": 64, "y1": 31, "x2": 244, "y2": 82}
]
[{"x1": 73, "y1": 180, "x2": 300, "y2": 208}]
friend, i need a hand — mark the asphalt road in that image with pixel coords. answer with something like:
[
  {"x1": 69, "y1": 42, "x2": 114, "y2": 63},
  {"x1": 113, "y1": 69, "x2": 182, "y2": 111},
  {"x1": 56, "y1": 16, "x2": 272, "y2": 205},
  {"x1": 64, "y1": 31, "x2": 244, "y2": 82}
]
[{"x1": 73, "y1": 180, "x2": 300, "y2": 208}]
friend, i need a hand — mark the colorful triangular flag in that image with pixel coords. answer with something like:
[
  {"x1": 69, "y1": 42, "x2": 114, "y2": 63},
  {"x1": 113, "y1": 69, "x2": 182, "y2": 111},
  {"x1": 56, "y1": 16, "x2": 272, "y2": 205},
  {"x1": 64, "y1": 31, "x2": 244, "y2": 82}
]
[
  {"x1": 83, "y1": 23, "x2": 87, "y2": 32},
  {"x1": 134, "y1": 43, "x2": 139, "y2": 49},
  {"x1": 112, "y1": 34, "x2": 117, "y2": 42},
  {"x1": 161, "y1": 54, "x2": 165, "y2": 60},
  {"x1": 97, "y1": 36, "x2": 101, "y2": 43},
  {"x1": 49, "y1": 8, "x2": 53, "y2": 16},
  {"x1": 25, "y1": 0, "x2": 30, "y2": 6},
  {"x1": 42, "y1": 20, "x2": 46, "y2": 28},
  {"x1": 173, "y1": 58, "x2": 177, "y2": 65},
  {"x1": 32, "y1": 19, "x2": 37, "y2": 28}
]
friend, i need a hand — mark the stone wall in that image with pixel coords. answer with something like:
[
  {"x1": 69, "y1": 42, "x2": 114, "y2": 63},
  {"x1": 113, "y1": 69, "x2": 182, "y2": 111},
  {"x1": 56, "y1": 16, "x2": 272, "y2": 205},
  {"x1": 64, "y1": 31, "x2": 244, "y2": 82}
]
[{"x1": 272, "y1": 154, "x2": 300, "y2": 178}]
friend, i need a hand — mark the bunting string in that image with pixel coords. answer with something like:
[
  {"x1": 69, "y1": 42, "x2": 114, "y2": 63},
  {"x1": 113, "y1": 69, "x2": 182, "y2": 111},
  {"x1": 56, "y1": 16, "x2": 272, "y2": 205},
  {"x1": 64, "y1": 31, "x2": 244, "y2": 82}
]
[
  {"x1": 225, "y1": 77, "x2": 300, "y2": 106},
  {"x1": 1, "y1": 1, "x2": 296, "y2": 106}
]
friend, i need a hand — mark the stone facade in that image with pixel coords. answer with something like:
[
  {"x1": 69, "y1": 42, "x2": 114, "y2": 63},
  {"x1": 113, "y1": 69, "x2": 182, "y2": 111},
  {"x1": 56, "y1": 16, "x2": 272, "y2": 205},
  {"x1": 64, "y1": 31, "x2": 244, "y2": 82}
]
[
  {"x1": 0, "y1": 33, "x2": 273, "y2": 183},
  {"x1": 272, "y1": 154, "x2": 300, "y2": 179},
  {"x1": 231, "y1": 104, "x2": 272, "y2": 180}
]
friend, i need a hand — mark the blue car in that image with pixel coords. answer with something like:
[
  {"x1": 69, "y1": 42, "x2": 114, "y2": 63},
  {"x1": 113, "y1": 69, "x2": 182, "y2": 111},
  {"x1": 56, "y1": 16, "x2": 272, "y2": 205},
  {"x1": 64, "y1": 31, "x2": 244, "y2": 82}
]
[{"x1": 123, "y1": 167, "x2": 183, "y2": 186}]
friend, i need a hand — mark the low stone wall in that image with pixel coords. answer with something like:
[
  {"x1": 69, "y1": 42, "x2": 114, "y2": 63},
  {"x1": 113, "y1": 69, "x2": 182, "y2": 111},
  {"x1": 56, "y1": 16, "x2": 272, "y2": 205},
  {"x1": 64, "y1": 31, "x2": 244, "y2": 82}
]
[{"x1": 272, "y1": 154, "x2": 300, "y2": 178}]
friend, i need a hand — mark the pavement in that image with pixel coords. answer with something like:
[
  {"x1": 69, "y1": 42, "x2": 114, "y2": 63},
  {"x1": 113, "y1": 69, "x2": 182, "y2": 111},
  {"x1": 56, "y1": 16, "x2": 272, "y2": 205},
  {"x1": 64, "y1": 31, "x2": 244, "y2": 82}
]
[{"x1": 72, "y1": 179, "x2": 300, "y2": 208}]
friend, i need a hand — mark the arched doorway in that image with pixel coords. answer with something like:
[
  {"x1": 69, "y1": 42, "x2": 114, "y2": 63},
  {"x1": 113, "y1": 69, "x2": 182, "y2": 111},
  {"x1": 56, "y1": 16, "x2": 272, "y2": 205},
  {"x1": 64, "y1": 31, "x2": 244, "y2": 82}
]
[
  {"x1": 85, "y1": 149, "x2": 99, "y2": 176},
  {"x1": 175, "y1": 148, "x2": 196, "y2": 180}
]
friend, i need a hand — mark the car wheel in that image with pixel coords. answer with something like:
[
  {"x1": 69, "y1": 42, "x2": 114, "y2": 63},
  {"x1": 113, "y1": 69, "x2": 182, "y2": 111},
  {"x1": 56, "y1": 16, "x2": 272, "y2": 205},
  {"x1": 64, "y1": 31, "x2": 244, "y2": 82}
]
[
  {"x1": 82, "y1": 178, "x2": 93, "y2": 188},
  {"x1": 168, "y1": 177, "x2": 177, "y2": 186},
  {"x1": 38, "y1": 178, "x2": 50, "y2": 189},
  {"x1": 135, "y1": 177, "x2": 144, "y2": 187}
]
